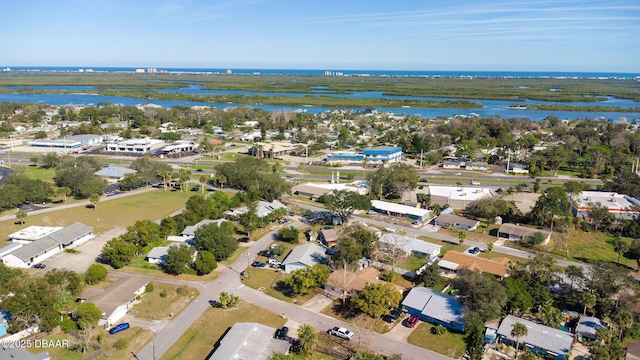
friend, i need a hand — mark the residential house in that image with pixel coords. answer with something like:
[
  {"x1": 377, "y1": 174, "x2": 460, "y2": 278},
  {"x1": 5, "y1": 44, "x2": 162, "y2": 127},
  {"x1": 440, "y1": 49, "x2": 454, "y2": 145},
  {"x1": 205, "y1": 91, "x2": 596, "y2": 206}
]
[
  {"x1": 442, "y1": 159, "x2": 465, "y2": 169},
  {"x1": 572, "y1": 191, "x2": 640, "y2": 220},
  {"x1": 207, "y1": 323, "x2": 290, "y2": 360},
  {"x1": 146, "y1": 243, "x2": 183, "y2": 265},
  {"x1": 293, "y1": 184, "x2": 331, "y2": 200},
  {"x1": 378, "y1": 234, "x2": 441, "y2": 260},
  {"x1": 94, "y1": 165, "x2": 137, "y2": 182},
  {"x1": 507, "y1": 163, "x2": 529, "y2": 174},
  {"x1": 439, "y1": 251, "x2": 511, "y2": 278},
  {"x1": 79, "y1": 276, "x2": 149, "y2": 327},
  {"x1": 466, "y1": 162, "x2": 489, "y2": 171},
  {"x1": 433, "y1": 214, "x2": 480, "y2": 231},
  {"x1": 576, "y1": 316, "x2": 607, "y2": 342},
  {"x1": 496, "y1": 315, "x2": 575, "y2": 360},
  {"x1": 325, "y1": 267, "x2": 402, "y2": 297},
  {"x1": 317, "y1": 228, "x2": 340, "y2": 248},
  {"x1": 370, "y1": 200, "x2": 431, "y2": 222},
  {"x1": 497, "y1": 223, "x2": 552, "y2": 245},
  {"x1": 401, "y1": 287, "x2": 464, "y2": 331},
  {"x1": 226, "y1": 200, "x2": 287, "y2": 219},
  {"x1": 282, "y1": 243, "x2": 328, "y2": 274},
  {"x1": 181, "y1": 219, "x2": 229, "y2": 238}
]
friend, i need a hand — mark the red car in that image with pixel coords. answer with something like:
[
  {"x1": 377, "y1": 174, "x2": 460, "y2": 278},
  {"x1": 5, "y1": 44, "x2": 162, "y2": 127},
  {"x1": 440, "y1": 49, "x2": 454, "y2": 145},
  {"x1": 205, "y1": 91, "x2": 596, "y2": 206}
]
[{"x1": 405, "y1": 315, "x2": 419, "y2": 328}]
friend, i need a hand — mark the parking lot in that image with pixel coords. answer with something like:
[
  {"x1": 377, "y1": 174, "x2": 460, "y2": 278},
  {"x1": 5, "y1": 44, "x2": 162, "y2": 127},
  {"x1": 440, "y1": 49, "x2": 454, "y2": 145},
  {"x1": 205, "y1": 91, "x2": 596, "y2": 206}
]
[{"x1": 42, "y1": 226, "x2": 126, "y2": 273}]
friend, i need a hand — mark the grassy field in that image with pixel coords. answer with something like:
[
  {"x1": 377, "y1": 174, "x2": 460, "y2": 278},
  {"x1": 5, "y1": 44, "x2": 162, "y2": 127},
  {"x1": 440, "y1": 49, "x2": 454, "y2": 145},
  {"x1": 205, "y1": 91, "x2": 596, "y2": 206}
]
[
  {"x1": 120, "y1": 253, "x2": 221, "y2": 281},
  {"x1": 26, "y1": 326, "x2": 154, "y2": 360},
  {"x1": 131, "y1": 282, "x2": 199, "y2": 320},
  {"x1": 407, "y1": 323, "x2": 467, "y2": 358},
  {"x1": 0, "y1": 188, "x2": 193, "y2": 239},
  {"x1": 160, "y1": 302, "x2": 286, "y2": 360}
]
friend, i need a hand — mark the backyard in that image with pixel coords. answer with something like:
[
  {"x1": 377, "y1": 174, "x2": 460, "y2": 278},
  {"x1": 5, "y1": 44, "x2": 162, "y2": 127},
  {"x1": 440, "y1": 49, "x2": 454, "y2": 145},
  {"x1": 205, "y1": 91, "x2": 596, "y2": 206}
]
[
  {"x1": 131, "y1": 282, "x2": 199, "y2": 320},
  {"x1": 407, "y1": 322, "x2": 466, "y2": 358}
]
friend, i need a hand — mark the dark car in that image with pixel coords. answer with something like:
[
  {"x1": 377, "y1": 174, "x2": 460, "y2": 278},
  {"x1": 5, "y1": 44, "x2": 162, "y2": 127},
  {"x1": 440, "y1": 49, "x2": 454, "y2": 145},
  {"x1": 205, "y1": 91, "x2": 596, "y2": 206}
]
[
  {"x1": 405, "y1": 315, "x2": 419, "y2": 328},
  {"x1": 238, "y1": 237, "x2": 250, "y2": 243},
  {"x1": 109, "y1": 322, "x2": 130, "y2": 335},
  {"x1": 383, "y1": 308, "x2": 403, "y2": 323},
  {"x1": 32, "y1": 263, "x2": 46, "y2": 269},
  {"x1": 469, "y1": 246, "x2": 481, "y2": 254},
  {"x1": 196, "y1": 168, "x2": 204, "y2": 172},
  {"x1": 251, "y1": 261, "x2": 266, "y2": 268},
  {"x1": 191, "y1": 185, "x2": 200, "y2": 191},
  {"x1": 275, "y1": 326, "x2": 289, "y2": 340},
  {"x1": 258, "y1": 250, "x2": 273, "y2": 257}
]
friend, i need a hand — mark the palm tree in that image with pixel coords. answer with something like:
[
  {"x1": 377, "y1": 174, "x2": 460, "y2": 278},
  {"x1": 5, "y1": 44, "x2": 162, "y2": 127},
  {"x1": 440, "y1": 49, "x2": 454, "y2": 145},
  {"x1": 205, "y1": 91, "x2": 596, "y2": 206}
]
[
  {"x1": 582, "y1": 292, "x2": 597, "y2": 316},
  {"x1": 57, "y1": 186, "x2": 72, "y2": 203},
  {"x1": 199, "y1": 175, "x2": 207, "y2": 194},
  {"x1": 16, "y1": 209, "x2": 27, "y2": 226},
  {"x1": 458, "y1": 230, "x2": 467, "y2": 244},
  {"x1": 215, "y1": 174, "x2": 227, "y2": 189},
  {"x1": 272, "y1": 162, "x2": 281, "y2": 174},
  {"x1": 297, "y1": 162, "x2": 305, "y2": 180},
  {"x1": 510, "y1": 322, "x2": 528, "y2": 355},
  {"x1": 612, "y1": 309, "x2": 633, "y2": 340}
]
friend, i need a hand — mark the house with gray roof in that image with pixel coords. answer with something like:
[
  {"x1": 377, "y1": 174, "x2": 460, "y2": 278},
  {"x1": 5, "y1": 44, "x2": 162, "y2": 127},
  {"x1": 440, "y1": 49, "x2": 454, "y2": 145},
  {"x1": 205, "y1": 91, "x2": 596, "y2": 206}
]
[
  {"x1": 226, "y1": 200, "x2": 287, "y2": 218},
  {"x1": 282, "y1": 243, "x2": 327, "y2": 273},
  {"x1": 497, "y1": 223, "x2": 551, "y2": 245},
  {"x1": 1, "y1": 223, "x2": 93, "y2": 268},
  {"x1": 0, "y1": 346, "x2": 50, "y2": 360},
  {"x1": 378, "y1": 234, "x2": 441, "y2": 260},
  {"x1": 576, "y1": 316, "x2": 607, "y2": 341},
  {"x1": 401, "y1": 286, "x2": 464, "y2": 331},
  {"x1": 79, "y1": 276, "x2": 149, "y2": 327},
  {"x1": 496, "y1": 315, "x2": 575, "y2": 360},
  {"x1": 146, "y1": 243, "x2": 183, "y2": 265},
  {"x1": 181, "y1": 219, "x2": 229, "y2": 238},
  {"x1": 94, "y1": 165, "x2": 137, "y2": 182},
  {"x1": 434, "y1": 214, "x2": 480, "y2": 231},
  {"x1": 207, "y1": 323, "x2": 290, "y2": 360}
]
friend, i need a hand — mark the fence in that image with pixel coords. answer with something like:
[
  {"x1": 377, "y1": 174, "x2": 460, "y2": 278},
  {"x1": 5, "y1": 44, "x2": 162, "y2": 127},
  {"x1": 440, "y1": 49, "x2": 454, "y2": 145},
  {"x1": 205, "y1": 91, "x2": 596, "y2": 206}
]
[{"x1": 369, "y1": 260, "x2": 415, "y2": 278}]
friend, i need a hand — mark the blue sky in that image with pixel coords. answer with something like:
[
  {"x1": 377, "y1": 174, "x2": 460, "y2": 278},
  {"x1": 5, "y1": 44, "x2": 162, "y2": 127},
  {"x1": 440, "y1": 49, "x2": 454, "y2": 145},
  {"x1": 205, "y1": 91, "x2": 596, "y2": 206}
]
[{"x1": 3, "y1": 0, "x2": 639, "y2": 72}]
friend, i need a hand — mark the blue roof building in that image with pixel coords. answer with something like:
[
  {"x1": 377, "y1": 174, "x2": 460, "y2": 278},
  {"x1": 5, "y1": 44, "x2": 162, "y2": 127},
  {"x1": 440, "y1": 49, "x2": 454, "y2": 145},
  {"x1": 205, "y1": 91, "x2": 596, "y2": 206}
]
[
  {"x1": 326, "y1": 146, "x2": 402, "y2": 165},
  {"x1": 402, "y1": 287, "x2": 464, "y2": 331}
]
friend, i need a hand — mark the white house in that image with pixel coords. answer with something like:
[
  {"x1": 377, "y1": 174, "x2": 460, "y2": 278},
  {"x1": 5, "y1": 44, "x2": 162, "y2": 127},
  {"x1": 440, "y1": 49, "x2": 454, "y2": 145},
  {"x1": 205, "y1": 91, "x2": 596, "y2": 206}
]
[
  {"x1": 282, "y1": 243, "x2": 328, "y2": 274},
  {"x1": 378, "y1": 234, "x2": 441, "y2": 260},
  {"x1": 79, "y1": 276, "x2": 149, "y2": 327}
]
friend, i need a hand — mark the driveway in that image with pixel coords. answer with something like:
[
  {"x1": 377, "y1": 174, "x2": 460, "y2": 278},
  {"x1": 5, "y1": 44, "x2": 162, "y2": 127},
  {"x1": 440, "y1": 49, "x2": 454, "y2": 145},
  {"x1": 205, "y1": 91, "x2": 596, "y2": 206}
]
[{"x1": 42, "y1": 226, "x2": 126, "y2": 273}]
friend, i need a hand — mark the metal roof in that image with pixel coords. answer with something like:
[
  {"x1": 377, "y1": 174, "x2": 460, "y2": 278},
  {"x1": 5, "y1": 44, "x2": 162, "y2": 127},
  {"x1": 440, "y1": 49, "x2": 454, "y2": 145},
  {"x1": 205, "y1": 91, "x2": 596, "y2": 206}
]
[
  {"x1": 10, "y1": 238, "x2": 60, "y2": 261},
  {"x1": 44, "y1": 222, "x2": 93, "y2": 246},
  {"x1": 207, "y1": 322, "x2": 290, "y2": 360},
  {"x1": 402, "y1": 287, "x2": 463, "y2": 327},
  {"x1": 497, "y1": 315, "x2": 574, "y2": 357},
  {"x1": 283, "y1": 243, "x2": 327, "y2": 267},
  {"x1": 94, "y1": 165, "x2": 137, "y2": 178},
  {"x1": 371, "y1": 200, "x2": 431, "y2": 217}
]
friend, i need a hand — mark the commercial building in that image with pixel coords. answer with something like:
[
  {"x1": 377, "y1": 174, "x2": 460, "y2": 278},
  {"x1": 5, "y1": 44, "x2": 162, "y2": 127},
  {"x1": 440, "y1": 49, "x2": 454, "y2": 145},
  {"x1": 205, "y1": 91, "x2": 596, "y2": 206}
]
[
  {"x1": 29, "y1": 134, "x2": 103, "y2": 149},
  {"x1": 370, "y1": 200, "x2": 431, "y2": 222},
  {"x1": 1, "y1": 223, "x2": 94, "y2": 268},
  {"x1": 160, "y1": 141, "x2": 198, "y2": 157},
  {"x1": 9, "y1": 226, "x2": 63, "y2": 244},
  {"x1": 207, "y1": 323, "x2": 290, "y2": 360},
  {"x1": 572, "y1": 191, "x2": 640, "y2": 220},
  {"x1": 94, "y1": 165, "x2": 137, "y2": 182},
  {"x1": 428, "y1": 185, "x2": 495, "y2": 210},
  {"x1": 326, "y1": 146, "x2": 402, "y2": 164},
  {"x1": 104, "y1": 138, "x2": 165, "y2": 153},
  {"x1": 248, "y1": 141, "x2": 295, "y2": 158},
  {"x1": 496, "y1": 315, "x2": 575, "y2": 360},
  {"x1": 402, "y1": 287, "x2": 464, "y2": 331}
]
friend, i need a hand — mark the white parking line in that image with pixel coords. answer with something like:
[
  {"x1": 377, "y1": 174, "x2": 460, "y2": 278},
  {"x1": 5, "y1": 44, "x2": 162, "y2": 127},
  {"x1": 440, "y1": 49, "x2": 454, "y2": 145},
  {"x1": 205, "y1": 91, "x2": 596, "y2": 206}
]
[{"x1": 238, "y1": 284, "x2": 244, "y2": 289}]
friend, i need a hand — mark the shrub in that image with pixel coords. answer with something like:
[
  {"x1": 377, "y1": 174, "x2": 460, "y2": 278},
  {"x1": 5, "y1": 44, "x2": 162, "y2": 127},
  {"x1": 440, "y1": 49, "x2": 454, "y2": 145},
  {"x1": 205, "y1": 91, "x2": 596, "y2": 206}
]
[
  {"x1": 160, "y1": 289, "x2": 168, "y2": 298},
  {"x1": 84, "y1": 264, "x2": 108, "y2": 285},
  {"x1": 113, "y1": 338, "x2": 129, "y2": 350},
  {"x1": 176, "y1": 286, "x2": 188, "y2": 296},
  {"x1": 145, "y1": 283, "x2": 154, "y2": 293},
  {"x1": 277, "y1": 226, "x2": 299, "y2": 243},
  {"x1": 60, "y1": 318, "x2": 78, "y2": 333}
]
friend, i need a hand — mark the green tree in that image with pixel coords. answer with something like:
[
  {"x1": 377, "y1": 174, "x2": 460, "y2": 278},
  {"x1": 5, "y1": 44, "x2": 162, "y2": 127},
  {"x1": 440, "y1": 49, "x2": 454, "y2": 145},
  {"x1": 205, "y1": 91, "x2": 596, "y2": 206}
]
[
  {"x1": 89, "y1": 193, "x2": 100, "y2": 210},
  {"x1": 285, "y1": 265, "x2": 330, "y2": 295},
  {"x1": 239, "y1": 200, "x2": 259, "y2": 238},
  {"x1": 624, "y1": 239, "x2": 640, "y2": 271},
  {"x1": 582, "y1": 292, "x2": 597, "y2": 316},
  {"x1": 57, "y1": 186, "x2": 72, "y2": 203},
  {"x1": 194, "y1": 222, "x2": 237, "y2": 261},
  {"x1": 75, "y1": 302, "x2": 102, "y2": 330},
  {"x1": 351, "y1": 283, "x2": 402, "y2": 318},
  {"x1": 367, "y1": 163, "x2": 419, "y2": 199},
  {"x1": 563, "y1": 265, "x2": 584, "y2": 290},
  {"x1": 611, "y1": 308, "x2": 633, "y2": 340},
  {"x1": 537, "y1": 299, "x2": 563, "y2": 328},
  {"x1": 453, "y1": 271, "x2": 507, "y2": 321},
  {"x1": 510, "y1": 322, "x2": 528, "y2": 355},
  {"x1": 101, "y1": 238, "x2": 137, "y2": 268},
  {"x1": 297, "y1": 324, "x2": 317, "y2": 354},
  {"x1": 529, "y1": 187, "x2": 571, "y2": 229},
  {"x1": 118, "y1": 173, "x2": 144, "y2": 191},
  {"x1": 193, "y1": 250, "x2": 217, "y2": 275},
  {"x1": 322, "y1": 190, "x2": 372, "y2": 222},
  {"x1": 612, "y1": 237, "x2": 630, "y2": 264},
  {"x1": 277, "y1": 226, "x2": 299, "y2": 243},
  {"x1": 458, "y1": 230, "x2": 467, "y2": 244},
  {"x1": 420, "y1": 262, "x2": 441, "y2": 288},
  {"x1": 15, "y1": 209, "x2": 27, "y2": 226},
  {"x1": 218, "y1": 291, "x2": 240, "y2": 309},
  {"x1": 587, "y1": 202, "x2": 615, "y2": 232},
  {"x1": 84, "y1": 264, "x2": 108, "y2": 285},
  {"x1": 164, "y1": 244, "x2": 195, "y2": 275},
  {"x1": 503, "y1": 277, "x2": 533, "y2": 315}
]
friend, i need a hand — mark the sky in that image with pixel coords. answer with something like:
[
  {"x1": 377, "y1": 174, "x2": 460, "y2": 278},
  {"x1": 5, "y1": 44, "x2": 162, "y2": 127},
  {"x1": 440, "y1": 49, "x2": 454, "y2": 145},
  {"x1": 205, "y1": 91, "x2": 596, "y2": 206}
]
[{"x1": 2, "y1": 0, "x2": 639, "y2": 72}]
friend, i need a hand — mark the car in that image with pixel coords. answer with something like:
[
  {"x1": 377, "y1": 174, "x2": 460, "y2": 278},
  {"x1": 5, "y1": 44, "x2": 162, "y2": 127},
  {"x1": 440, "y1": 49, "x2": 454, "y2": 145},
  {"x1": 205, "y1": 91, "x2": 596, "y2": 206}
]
[
  {"x1": 471, "y1": 180, "x2": 480, "y2": 185},
  {"x1": 251, "y1": 261, "x2": 266, "y2": 268},
  {"x1": 405, "y1": 315, "x2": 419, "y2": 328},
  {"x1": 268, "y1": 258, "x2": 282, "y2": 266},
  {"x1": 383, "y1": 308, "x2": 403, "y2": 323},
  {"x1": 275, "y1": 326, "x2": 289, "y2": 340},
  {"x1": 469, "y1": 246, "x2": 481, "y2": 254},
  {"x1": 454, "y1": 172, "x2": 462, "y2": 176},
  {"x1": 520, "y1": 183, "x2": 529, "y2": 187},
  {"x1": 258, "y1": 250, "x2": 273, "y2": 257},
  {"x1": 191, "y1": 185, "x2": 200, "y2": 191},
  {"x1": 238, "y1": 237, "x2": 250, "y2": 243},
  {"x1": 32, "y1": 263, "x2": 46, "y2": 269},
  {"x1": 419, "y1": 178, "x2": 429, "y2": 183},
  {"x1": 196, "y1": 168, "x2": 204, "y2": 172},
  {"x1": 109, "y1": 322, "x2": 130, "y2": 335},
  {"x1": 418, "y1": 186, "x2": 424, "y2": 190},
  {"x1": 328, "y1": 327, "x2": 354, "y2": 340}
]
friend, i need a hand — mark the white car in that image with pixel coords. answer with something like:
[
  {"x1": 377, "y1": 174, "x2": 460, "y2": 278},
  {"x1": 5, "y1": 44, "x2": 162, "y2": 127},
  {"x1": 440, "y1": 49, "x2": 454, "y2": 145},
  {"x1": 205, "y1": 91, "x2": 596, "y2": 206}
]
[
  {"x1": 471, "y1": 180, "x2": 480, "y2": 185},
  {"x1": 328, "y1": 327, "x2": 354, "y2": 340}
]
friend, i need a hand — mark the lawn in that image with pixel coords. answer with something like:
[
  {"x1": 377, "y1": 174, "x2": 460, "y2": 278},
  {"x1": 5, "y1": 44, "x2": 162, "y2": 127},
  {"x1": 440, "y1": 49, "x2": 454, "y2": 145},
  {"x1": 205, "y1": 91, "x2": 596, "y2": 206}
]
[
  {"x1": 20, "y1": 164, "x2": 57, "y2": 182},
  {"x1": 407, "y1": 322, "x2": 467, "y2": 358},
  {"x1": 548, "y1": 230, "x2": 637, "y2": 268},
  {"x1": 131, "y1": 282, "x2": 199, "y2": 320},
  {"x1": 121, "y1": 254, "x2": 220, "y2": 281},
  {"x1": 160, "y1": 302, "x2": 286, "y2": 360},
  {"x1": 320, "y1": 300, "x2": 396, "y2": 334},
  {"x1": 0, "y1": 188, "x2": 194, "y2": 240},
  {"x1": 26, "y1": 326, "x2": 154, "y2": 360}
]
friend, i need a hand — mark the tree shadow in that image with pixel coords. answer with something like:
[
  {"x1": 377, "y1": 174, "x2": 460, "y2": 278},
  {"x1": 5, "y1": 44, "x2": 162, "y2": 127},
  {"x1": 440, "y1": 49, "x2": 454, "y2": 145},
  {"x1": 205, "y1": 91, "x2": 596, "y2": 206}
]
[{"x1": 330, "y1": 299, "x2": 360, "y2": 319}]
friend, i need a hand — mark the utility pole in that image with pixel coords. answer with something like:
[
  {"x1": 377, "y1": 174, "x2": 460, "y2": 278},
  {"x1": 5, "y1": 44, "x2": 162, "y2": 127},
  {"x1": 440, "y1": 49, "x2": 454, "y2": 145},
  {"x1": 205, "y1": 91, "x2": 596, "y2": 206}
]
[
  {"x1": 506, "y1": 152, "x2": 511, "y2": 174},
  {"x1": 420, "y1": 149, "x2": 423, "y2": 169}
]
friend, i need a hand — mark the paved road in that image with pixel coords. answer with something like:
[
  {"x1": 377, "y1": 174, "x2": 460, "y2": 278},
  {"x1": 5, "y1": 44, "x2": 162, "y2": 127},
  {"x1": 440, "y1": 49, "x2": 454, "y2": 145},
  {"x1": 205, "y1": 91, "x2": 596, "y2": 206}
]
[{"x1": 136, "y1": 222, "x2": 451, "y2": 360}]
